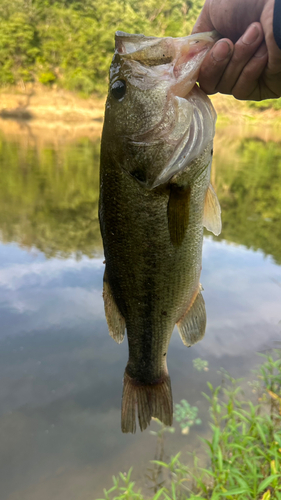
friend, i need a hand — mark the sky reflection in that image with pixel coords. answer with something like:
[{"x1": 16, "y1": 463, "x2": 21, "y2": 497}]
[{"x1": 0, "y1": 234, "x2": 280, "y2": 499}]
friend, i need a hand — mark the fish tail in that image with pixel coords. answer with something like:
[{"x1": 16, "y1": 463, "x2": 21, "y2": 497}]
[{"x1": 121, "y1": 371, "x2": 173, "y2": 433}]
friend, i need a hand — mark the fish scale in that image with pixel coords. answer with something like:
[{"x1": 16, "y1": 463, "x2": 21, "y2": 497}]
[{"x1": 99, "y1": 30, "x2": 222, "y2": 433}]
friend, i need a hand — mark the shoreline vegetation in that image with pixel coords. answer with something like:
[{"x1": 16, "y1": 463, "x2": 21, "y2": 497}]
[
  {"x1": 0, "y1": 0, "x2": 281, "y2": 113},
  {"x1": 0, "y1": 0, "x2": 203, "y2": 93},
  {"x1": 98, "y1": 352, "x2": 281, "y2": 500},
  {"x1": 1, "y1": 0, "x2": 281, "y2": 131}
]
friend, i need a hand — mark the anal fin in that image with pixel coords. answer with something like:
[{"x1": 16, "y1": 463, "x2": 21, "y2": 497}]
[
  {"x1": 177, "y1": 288, "x2": 206, "y2": 347},
  {"x1": 103, "y1": 269, "x2": 126, "y2": 344}
]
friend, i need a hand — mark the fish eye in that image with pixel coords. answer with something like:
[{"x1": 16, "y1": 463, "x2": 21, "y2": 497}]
[{"x1": 111, "y1": 80, "x2": 126, "y2": 100}]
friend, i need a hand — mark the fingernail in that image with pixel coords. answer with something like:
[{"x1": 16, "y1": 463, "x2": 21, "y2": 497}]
[
  {"x1": 254, "y1": 43, "x2": 267, "y2": 58},
  {"x1": 242, "y1": 24, "x2": 259, "y2": 45},
  {"x1": 212, "y1": 41, "x2": 231, "y2": 62}
]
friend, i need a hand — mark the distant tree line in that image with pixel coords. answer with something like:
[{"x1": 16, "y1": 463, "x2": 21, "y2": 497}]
[{"x1": 0, "y1": 0, "x2": 203, "y2": 94}]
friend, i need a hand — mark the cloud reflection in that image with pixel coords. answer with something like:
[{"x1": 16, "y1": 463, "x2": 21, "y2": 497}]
[{"x1": 0, "y1": 238, "x2": 280, "y2": 499}]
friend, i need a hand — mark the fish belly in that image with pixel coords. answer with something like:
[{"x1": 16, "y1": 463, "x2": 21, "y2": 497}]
[{"x1": 99, "y1": 147, "x2": 210, "y2": 432}]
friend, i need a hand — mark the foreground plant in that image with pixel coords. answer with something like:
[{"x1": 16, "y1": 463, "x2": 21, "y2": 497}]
[
  {"x1": 98, "y1": 351, "x2": 281, "y2": 500},
  {"x1": 193, "y1": 358, "x2": 209, "y2": 372}
]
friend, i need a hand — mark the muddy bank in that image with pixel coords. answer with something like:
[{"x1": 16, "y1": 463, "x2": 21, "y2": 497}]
[
  {"x1": 0, "y1": 86, "x2": 105, "y2": 123},
  {"x1": 1, "y1": 85, "x2": 281, "y2": 124},
  {"x1": 0, "y1": 118, "x2": 103, "y2": 148},
  {"x1": 1, "y1": 86, "x2": 281, "y2": 147}
]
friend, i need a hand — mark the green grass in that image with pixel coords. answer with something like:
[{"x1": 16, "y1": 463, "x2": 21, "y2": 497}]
[
  {"x1": 247, "y1": 99, "x2": 281, "y2": 111},
  {"x1": 98, "y1": 352, "x2": 281, "y2": 500}
]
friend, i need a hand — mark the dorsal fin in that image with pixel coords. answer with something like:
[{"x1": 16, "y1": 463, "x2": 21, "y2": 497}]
[{"x1": 203, "y1": 183, "x2": 222, "y2": 236}]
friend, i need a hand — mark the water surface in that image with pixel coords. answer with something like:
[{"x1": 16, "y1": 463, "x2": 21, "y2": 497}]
[{"x1": 0, "y1": 121, "x2": 280, "y2": 499}]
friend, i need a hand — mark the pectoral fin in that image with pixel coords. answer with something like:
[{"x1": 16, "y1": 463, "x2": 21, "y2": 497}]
[
  {"x1": 103, "y1": 270, "x2": 126, "y2": 344},
  {"x1": 177, "y1": 288, "x2": 206, "y2": 347},
  {"x1": 203, "y1": 183, "x2": 222, "y2": 236},
  {"x1": 168, "y1": 184, "x2": 191, "y2": 246}
]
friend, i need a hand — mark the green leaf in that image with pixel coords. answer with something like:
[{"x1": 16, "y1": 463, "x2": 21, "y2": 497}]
[
  {"x1": 189, "y1": 497, "x2": 208, "y2": 500},
  {"x1": 126, "y1": 468, "x2": 133, "y2": 482},
  {"x1": 107, "y1": 485, "x2": 117, "y2": 494},
  {"x1": 153, "y1": 488, "x2": 166, "y2": 500},
  {"x1": 217, "y1": 446, "x2": 223, "y2": 472},
  {"x1": 207, "y1": 382, "x2": 214, "y2": 392},
  {"x1": 202, "y1": 391, "x2": 211, "y2": 402},
  {"x1": 212, "y1": 427, "x2": 220, "y2": 452},
  {"x1": 256, "y1": 423, "x2": 267, "y2": 445},
  {"x1": 171, "y1": 482, "x2": 176, "y2": 500},
  {"x1": 257, "y1": 475, "x2": 281, "y2": 494},
  {"x1": 163, "y1": 493, "x2": 172, "y2": 500},
  {"x1": 151, "y1": 461, "x2": 169, "y2": 469},
  {"x1": 223, "y1": 488, "x2": 248, "y2": 496},
  {"x1": 199, "y1": 468, "x2": 216, "y2": 478},
  {"x1": 119, "y1": 472, "x2": 126, "y2": 483},
  {"x1": 234, "y1": 477, "x2": 251, "y2": 490},
  {"x1": 232, "y1": 411, "x2": 249, "y2": 422}
]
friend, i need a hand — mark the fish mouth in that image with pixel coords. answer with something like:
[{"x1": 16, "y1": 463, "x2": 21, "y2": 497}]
[
  {"x1": 171, "y1": 31, "x2": 220, "y2": 98},
  {"x1": 116, "y1": 30, "x2": 219, "y2": 98}
]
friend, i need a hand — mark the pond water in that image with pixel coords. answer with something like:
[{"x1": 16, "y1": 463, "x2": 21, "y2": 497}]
[{"x1": 0, "y1": 118, "x2": 281, "y2": 500}]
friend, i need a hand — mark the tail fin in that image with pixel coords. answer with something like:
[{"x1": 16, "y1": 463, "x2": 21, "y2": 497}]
[{"x1": 121, "y1": 372, "x2": 173, "y2": 433}]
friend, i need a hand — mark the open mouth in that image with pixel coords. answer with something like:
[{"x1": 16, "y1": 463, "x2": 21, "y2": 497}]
[{"x1": 171, "y1": 32, "x2": 219, "y2": 98}]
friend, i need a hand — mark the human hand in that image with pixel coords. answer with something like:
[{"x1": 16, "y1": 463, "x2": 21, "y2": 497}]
[{"x1": 192, "y1": 0, "x2": 281, "y2": 100}]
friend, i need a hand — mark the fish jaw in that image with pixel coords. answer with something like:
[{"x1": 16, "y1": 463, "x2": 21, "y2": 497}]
[
  {"x1": 171, "y1": 32, "x2": 219, "y2": 98},
  {"x1": 115, "y1": 30, "x2": 219, "y2": 97}
]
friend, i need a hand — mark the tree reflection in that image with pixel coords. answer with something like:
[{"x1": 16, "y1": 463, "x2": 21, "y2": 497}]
[
  {"x1": 0, "y1": 134, "x2": 102, "y2": 258},
  {"x1": 0, "y1": 129, "x2": 280, "y2": 262},
  {"x1": 214, "y1": 137, "x2": 281, "y2": 265}
]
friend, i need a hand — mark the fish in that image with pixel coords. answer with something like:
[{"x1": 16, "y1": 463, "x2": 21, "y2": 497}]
[{"x1": 99, "y1": 30, "x2": 222, "y2": 433}]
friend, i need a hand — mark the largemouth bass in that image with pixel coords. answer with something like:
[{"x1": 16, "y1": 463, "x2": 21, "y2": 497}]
[{"x1": 99, "y1": 30, "x2": 222, "y2": 433}]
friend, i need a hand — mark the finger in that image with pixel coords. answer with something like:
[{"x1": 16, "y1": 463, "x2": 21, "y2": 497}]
[
  {"x1": 261, "y1": 0, "x2": 281, "y2": 74},
  {"x1": 197, "y1": 39, "x2": 234, "y2": 94},
  {"x1": 260, "y1": 0, "x2": 281, "y2": 97},
  {"x1": 215, "y1": 22, "x2": 265, "y2": 95},
  {"x1": 232, "y1": 42, "x2": 268, "y2": 100}
]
